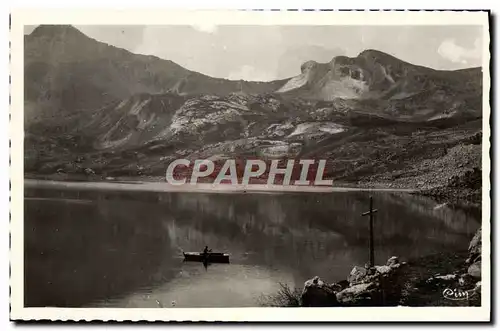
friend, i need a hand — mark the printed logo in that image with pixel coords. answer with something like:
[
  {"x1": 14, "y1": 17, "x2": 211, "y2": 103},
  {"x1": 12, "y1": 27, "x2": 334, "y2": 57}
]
[{"x1": 442, "y1": 288, "x2": 475, "y2": 301}]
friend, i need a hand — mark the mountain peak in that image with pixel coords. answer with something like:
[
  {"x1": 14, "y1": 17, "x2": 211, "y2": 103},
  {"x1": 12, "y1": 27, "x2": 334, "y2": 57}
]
[
  {"x1": 277, "y1": 48, "x2": 482, "y2": 102},
  {"x1": 29, "y1": 25, "x2": 87, "y2": 40},
  {"x1": 357, "y1": 49, "x2": 399, "y2": 62},
  {"x1": 358, "y1": 49, "x2": 388, "y2": 57}
]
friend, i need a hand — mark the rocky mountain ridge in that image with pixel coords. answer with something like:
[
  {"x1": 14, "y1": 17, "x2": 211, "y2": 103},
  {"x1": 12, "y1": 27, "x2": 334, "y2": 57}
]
[
  {"x1": 277, "y1": 50, "x2": 482, "y2": 120},
  {"x1": 25, "y1": 25, "x2": 483, "y2": 195}
]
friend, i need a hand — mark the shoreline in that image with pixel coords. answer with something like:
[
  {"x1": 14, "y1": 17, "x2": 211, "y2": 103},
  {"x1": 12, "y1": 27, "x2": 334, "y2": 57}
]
[{"x1": 24, "y1": 177, "x2": 418, "y2": 194}]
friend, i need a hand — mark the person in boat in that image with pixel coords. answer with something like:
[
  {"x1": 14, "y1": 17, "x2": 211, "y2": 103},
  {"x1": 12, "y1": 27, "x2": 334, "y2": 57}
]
[{"x1": 203, "y1": 246, "x2": 210, "y2": 255}]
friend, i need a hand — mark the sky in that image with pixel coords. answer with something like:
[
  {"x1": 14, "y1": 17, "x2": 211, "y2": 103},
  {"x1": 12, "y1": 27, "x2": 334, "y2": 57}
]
[{"x1": 25, "y1": 25, "x2": 483, "y2": 81}]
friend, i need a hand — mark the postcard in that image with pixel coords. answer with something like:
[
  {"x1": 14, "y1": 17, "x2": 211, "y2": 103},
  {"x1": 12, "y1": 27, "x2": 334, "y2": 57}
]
[{"x1": 9, "y1": 9, "x2": 490, "y2": 322}]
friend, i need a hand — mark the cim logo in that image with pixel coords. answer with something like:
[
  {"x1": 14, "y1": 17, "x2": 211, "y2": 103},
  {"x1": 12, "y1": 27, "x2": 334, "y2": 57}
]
[{"x1": 442, "y1": 288, "x2": 475, "y2": 301}]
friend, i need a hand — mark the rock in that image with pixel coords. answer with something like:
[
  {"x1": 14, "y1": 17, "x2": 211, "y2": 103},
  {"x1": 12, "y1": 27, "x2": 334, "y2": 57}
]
[
  {"x1": 423, "y1": 274, "x2": 458, "y2": 290},
  {"x1": 348, "y1": 266, "x2": 367, "y2": 286},
  {"x1": 336, "y1": 282, "x2": 379, "y2": 305},
  {"x1": 434, "y1": 274, "x2": 457, "y2": 281},
  {"x1": 300, "y1": 276, "x2": 340, "y2": 307},
  {"x1": 348, "y1": 258, "x2": 406, "y2": 287},
  {"x1": 468, "y1": 228, "x2": 482, "y2": 253},
  {"x1": 375, "y1": 265, "x2": 392, "y2": 275},
  {"x1": 385, "y1": 256, "x2": 402, "y2": 268},
  {"x1": 339, "y1": 258, "x2": 407, "y2": 306},
  {"x1": 467, "y1": 228, "x2": 481, "y2": 264},
  {"x1": 458, "y1": 273, "x2": 475, "y2": 287},
  {"x1": 387, "y1": 256, "x2": 399, "y2": 265},
  {"x1": 308, "y1": 276, "x2": 323, "y2": 286},
  {"x1": 300, "y1": 256, "x2": 408, "y2": 307},
  {"x1": 337, "y1": 283, "x2": 372, "y2": 297},
  {"x1": 84, "y1": 168, "x2": 95, "y2": 175},
  {"x1": 474, "y1": 281, "x2": 481, "y2": 295},
  {"x1": 468, "y1": 261, "x2": 481, "y2": 279}
]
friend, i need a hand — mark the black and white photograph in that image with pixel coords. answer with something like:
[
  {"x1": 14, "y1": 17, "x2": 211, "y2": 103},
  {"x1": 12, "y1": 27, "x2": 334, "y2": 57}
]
[{"x1": 9, "y1": 9, "x2": 491, "y2": 322}]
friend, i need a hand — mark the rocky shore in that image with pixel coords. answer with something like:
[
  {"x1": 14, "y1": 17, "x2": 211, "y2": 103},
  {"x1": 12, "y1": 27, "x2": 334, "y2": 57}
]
[
  {"x1": 301, "y1": 256, "x2": 406, "y2": 307},
  {"x1": 263, "y1": 227, "x2": 482, "y2": 307}
]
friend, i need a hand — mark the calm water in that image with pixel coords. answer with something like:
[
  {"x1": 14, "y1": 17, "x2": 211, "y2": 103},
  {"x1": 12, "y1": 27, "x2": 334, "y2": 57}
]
[{"x1": 24, "y1": 186, "x2": 480, "y2": 307}]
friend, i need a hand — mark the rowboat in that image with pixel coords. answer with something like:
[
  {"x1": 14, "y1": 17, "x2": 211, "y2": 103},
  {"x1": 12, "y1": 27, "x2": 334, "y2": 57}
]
[{"x1": 183, "y1": 252, "x2": 230, "y2": 263}]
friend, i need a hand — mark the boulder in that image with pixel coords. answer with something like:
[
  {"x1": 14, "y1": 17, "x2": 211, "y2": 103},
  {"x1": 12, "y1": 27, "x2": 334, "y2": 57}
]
[
  {"x1": 348, "y1": 266, "x2": 368, "y2": 286},
  {"x1": 468, "y1": 261, "x2": 481, "y2": 279},
  {"x1": 349, "y1": 258, "x2": 405, "y2": 286},
  {"x1": 375, "y1": 265, "x2": 392, "y2": 275},
  {"x1": 336, "y1": 282, "x2": 379, "y2": 306},
  {"x1": 300, "y1": 256, "x2": 407, "y2": 307},
  {"x1": 339, "y1": 257, "x2": 406, "y2": 306},
  {"x1": 300, "y1": 276, "x2": 340, "y2": 307},
  {"x1": 474, "y1": 281, "x2": 481, "y2": 295},
  {"x1": 386, "y1": 256, "x2": 400, "y2": 267},
  {"x1": 466, "y1": 227, "x2": 481, "y2": 264}
]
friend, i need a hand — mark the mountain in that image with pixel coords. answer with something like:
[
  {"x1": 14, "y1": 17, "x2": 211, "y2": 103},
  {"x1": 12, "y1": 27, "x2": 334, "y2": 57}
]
[
  {"x1": 278, "y1": 49, "x2": 481, "y2": 99},
  {"x1": 24, "y1": 26, "x2": 483, "y2": 193},
  {"x1": 24, "y1": 25, "x2": 286, "y2": 123},
  {"x1": 277, "y1": 49, "x2": 482, "y2": 120},
  {"x1": 25, "y1": 90, "x2": 482, "y2": 188},
  {"x1": 25, "y1": 25, "x2": 482, "y2": 124}
]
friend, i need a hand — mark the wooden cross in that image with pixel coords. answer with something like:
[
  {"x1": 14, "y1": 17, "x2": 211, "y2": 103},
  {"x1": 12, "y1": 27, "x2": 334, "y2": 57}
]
[{"x1": 361, "y1": 196, "x2": 378, "y2": 268}]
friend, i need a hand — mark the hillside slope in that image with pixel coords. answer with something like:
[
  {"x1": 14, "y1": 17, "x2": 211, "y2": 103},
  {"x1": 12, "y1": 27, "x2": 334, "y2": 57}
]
[
  {"x1": 24, "y1": 25, "x2": 286, "y2": 123},
  {"x1": 25, "y1": 91, "x2": 482, "y2": 192}
]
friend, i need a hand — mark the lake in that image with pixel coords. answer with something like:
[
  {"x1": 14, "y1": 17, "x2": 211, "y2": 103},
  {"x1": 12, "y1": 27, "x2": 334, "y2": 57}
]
[{"x1": 24, "y1": 183, "x2": 480, "y2": 307}]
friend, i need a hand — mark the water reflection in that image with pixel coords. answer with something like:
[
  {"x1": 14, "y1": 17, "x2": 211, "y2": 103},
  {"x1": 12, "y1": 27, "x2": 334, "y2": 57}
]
[{"x1": 24, "y1": 187, "x2": 480, "y2": 307}]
